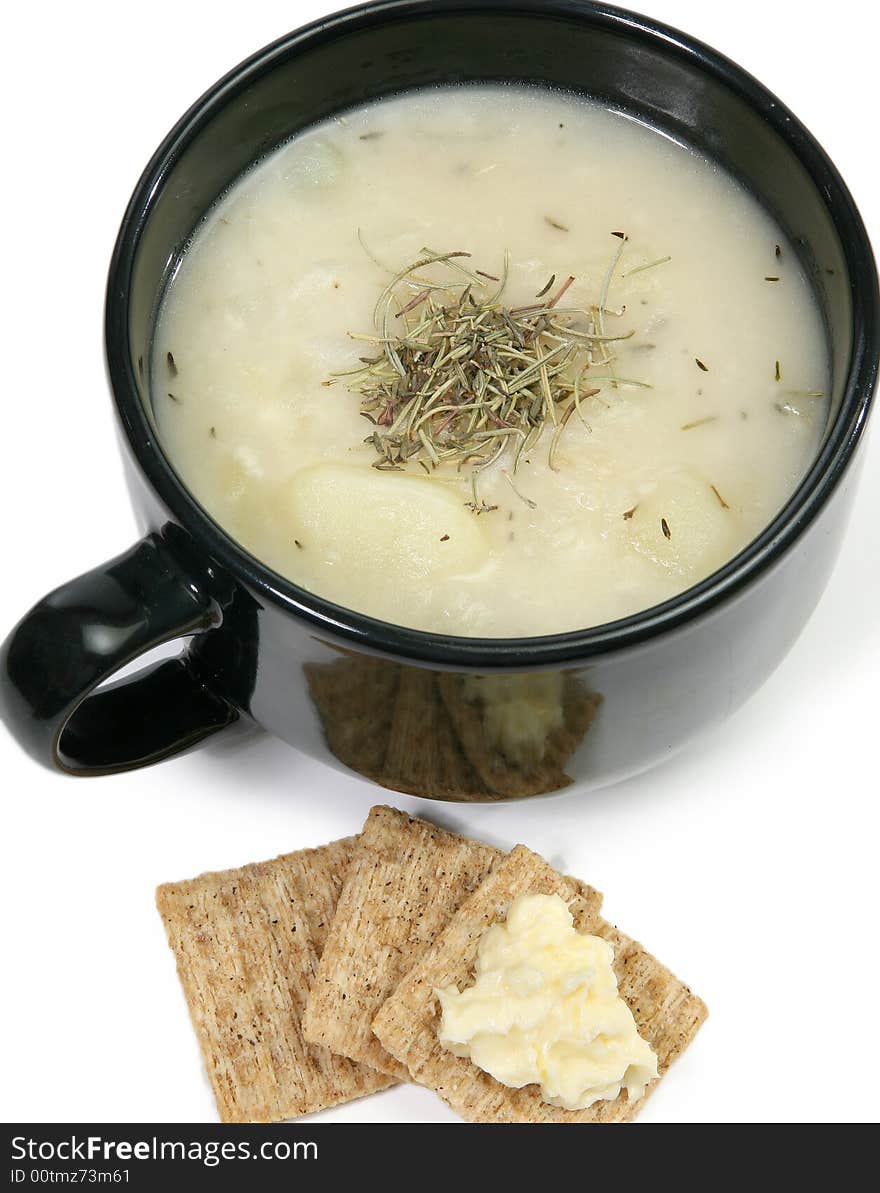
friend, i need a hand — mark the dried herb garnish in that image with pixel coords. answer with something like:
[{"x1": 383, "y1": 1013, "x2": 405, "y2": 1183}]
[
  {"x1": 167, "y1": 392, "x2": 181, "y2": 404},
  {"x1": 710, "y1": 484, "x2": 730, "y2": 510},
  {"x1": 775, "y1": 244, "x2": 782, "y2": 258},
  {"x1": 209, "y1": 425, "x2": 217, "y2": 438},
  {"x1": 775, "y1": 360, "x2": 781, "y2": 382},
  {"x1": 695, "y1": 358, "x2": 709, "y2": 372},
  {"x1": 502, "y1": 468, "x2": 537, "y2": 509},
  {"x1": 681, "y1": 416, "x2": 717, "y2": 431},
  {"x1": 167, "y1": 351, "x2": 178, "y2": 376},
  {"x1": 294, "y1": 539, "x2": 304, "y2": 549},
  {"x1": 661, "y1": 517, "x2": 671, "y2": 540},
  {"x1": 326, "y1": 239, "x2": 641, "y2": 510},
  {"x1": 359, "y1": 131, "x2": 384, "y2": 141},
  {"x1": 440, "y1": 534, "x2": 450, "y2": 542},
  {"x1": 622, "y1": 504, "x2": 638, "y2": 520},
  {"x1": 545, "y1": 216, "x2": 569, "y2": 232},
  {"x1": 623, "y1": 255, "x2": 671, "y2": 278},
  {"x1": 765, "y1": 276, "x2": 780, "y2": 282}
]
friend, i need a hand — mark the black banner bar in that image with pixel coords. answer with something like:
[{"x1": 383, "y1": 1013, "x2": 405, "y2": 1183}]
[{"x1": 3, "y1": 1122, "x2": 642, "y2": 1188}]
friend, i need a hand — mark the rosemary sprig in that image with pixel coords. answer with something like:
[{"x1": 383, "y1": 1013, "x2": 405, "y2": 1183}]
[
  {"x1": 622, "y1": 255, "x2": 671, "y2": 278},
  {"x1": 681, "y1": 416, "x2": 717, "y2": 431},
  {"x1": 325, "y1": 242, "x2": 643, "y2": 510}
]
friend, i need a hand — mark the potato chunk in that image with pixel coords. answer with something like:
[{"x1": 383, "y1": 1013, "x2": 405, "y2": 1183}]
[
  {"x1": 280, "y1": 138, "x2": 345, "y2": 194},
  {"x1": 626, "y1": 471, "x2": 736, "y2": 581},
  {"x1": 284, "y1": 464, "x2": 486, "y2": 598}
]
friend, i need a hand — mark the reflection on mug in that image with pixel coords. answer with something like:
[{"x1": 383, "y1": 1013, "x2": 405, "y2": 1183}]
[{"x1": 305, "y1": 651, "x2": 601, "y2": 801}]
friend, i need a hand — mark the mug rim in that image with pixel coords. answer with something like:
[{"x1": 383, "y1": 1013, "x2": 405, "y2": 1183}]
[{"x1": 105, "y1": 0, "x2": 879, "y2": 668}]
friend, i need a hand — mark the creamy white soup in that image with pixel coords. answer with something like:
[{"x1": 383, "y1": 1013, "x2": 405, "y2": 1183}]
[{"x1": 153, "y1": 85, "x2": 827, "y2": 636}]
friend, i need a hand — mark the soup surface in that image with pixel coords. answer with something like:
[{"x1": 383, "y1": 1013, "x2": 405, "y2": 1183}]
[{"x1": 154, "y1": 85, "x2": 827, "y2": 636}]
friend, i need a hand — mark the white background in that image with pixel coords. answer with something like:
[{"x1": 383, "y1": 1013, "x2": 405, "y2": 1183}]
[{"x1": 1, "y1": 0, "x2": 877, "y2": 1125}]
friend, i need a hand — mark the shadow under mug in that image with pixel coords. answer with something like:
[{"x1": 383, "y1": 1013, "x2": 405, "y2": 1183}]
[{"x1": 0, "y1": 0, "x2": 877, "y2": 798}]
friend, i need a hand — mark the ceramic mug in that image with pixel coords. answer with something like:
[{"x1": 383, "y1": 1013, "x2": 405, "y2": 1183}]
[{"x1": 1, "y1": 0, "x2": 876, "y2": 798}]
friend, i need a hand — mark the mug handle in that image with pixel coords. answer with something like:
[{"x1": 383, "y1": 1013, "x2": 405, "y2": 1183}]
[{"x1": 0, "y1": 532, "x2": 238, "y2": 775}]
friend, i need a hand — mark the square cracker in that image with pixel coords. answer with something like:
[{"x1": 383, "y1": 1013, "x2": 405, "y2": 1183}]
[
  {"x1": 156, "y1": 838, "x2": 394, "y2": 1123},
  {"x1": 302, "y1": 806, "x2": 511, "y2": 1078},
  {"x1": 372, "y1": 845, "x2": 706, "y2": 1123}
]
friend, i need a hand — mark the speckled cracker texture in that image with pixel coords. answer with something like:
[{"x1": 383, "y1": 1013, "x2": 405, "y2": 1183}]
[
  {"x1": 156, "y1": 838, "x2": 394, "y2": 1123},
  {"x1": 302, "y1": 806, "x2": 501, "y2": 1078},
  {"x1": 372, "y1": 845, "x2": 705, "y2": 1123}
]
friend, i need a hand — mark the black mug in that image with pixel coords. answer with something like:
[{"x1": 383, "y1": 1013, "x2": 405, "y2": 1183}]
[{"x1": 1, "y1": 0, "x2": 876, "y2": 798}]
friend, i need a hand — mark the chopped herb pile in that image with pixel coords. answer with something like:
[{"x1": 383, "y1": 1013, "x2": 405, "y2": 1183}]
[{"x1": 324, "y1": 238, "x2": 641, "y2": 511}]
